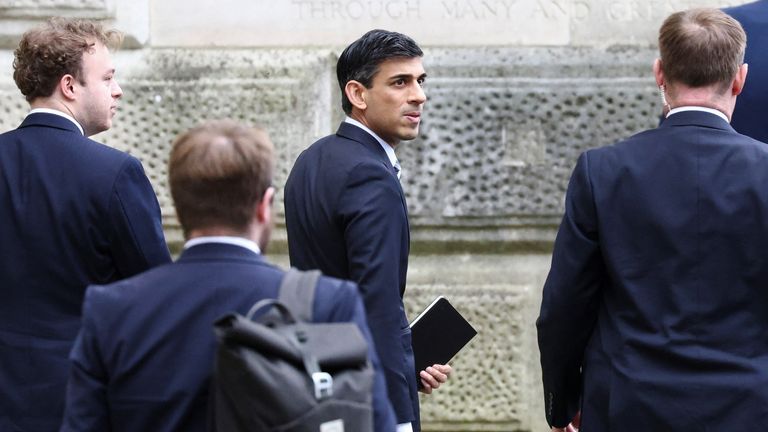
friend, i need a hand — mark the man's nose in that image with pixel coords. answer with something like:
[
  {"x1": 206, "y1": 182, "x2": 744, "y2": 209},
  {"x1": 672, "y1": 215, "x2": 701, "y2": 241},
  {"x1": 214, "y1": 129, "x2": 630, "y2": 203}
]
[
  {"x1": 410, "y1": 82, "x2": 426, "y2": 104},
  {"x1": 112, "y1": 81, "x2": 123, "y2": 99}
]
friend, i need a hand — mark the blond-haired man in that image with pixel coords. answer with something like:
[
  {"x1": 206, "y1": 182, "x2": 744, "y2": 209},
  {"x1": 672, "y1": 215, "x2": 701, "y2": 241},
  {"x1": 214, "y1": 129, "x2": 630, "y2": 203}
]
[
  {"x1": 0, "y1": 18, "x2": 169, "y2": 430},
  {"x1": 537, "y1": 8, "x2": 764, "y2": 431}
]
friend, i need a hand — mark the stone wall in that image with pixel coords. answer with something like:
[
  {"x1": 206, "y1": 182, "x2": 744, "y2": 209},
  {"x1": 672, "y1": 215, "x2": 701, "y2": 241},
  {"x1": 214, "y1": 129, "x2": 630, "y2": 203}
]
[{"x1": 0, "y1": 1, "x2": 747, "y2": 430}]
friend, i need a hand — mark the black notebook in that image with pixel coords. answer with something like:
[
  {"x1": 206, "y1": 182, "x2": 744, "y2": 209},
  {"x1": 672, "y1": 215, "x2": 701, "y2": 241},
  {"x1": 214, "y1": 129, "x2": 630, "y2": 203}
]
[{"x1": 409, "y1": 296, "x2": 477, "y2": 375}]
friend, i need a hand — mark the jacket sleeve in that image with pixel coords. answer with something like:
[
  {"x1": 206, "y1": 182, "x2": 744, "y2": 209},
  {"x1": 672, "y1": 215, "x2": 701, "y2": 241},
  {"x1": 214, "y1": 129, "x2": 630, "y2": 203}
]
[
  {"x1": 108, "y1": 157, "x2": 171, "y2": 277},
  {"x1": 60, "y1": 286, "x2": 111, "y2": 432},
  {"x1": 536, "y1": 152, "x2": 603, "y2": 428},
  {"x1": 338, "y1": 162, "x2": 416, "y2": 424}
]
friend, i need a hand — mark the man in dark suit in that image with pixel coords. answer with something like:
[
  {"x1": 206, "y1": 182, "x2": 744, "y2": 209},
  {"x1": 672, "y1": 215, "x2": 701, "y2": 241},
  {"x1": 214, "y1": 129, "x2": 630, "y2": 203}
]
[
  {"x1": 0, "y1": 18, "x2": 170, "y2": 430},
  {"x1": 537, "y1": 8, "x2": 765, "y2": 431},
  {"x1": 60, "y1": 120, "x2": 397, "y2": 431},
  {"x1": 284, "y1": 30, "x2": 450, "y2": 432},
  {"x1": 724, "y1": 0, "x2": 768, "y2": 142}
]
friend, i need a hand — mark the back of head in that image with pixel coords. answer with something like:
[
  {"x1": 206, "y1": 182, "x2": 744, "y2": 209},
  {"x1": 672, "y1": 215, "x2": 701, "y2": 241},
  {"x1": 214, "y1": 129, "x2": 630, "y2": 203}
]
[
  {"x1": 336, "y1": 29, "x2": 423, "y2": 114},
  {"x1": 658, "y1": 8, "x2": 745, "y2": 92},
  {"x1": 169, "y1": 120, "x2": 274, "y2": 236},
  {"x1": 13, "y1": 17, "x2": 122, "y2": 103}
]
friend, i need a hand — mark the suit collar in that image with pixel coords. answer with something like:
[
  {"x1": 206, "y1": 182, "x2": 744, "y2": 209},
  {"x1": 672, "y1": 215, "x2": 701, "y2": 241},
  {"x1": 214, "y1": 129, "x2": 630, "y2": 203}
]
[
  {"x1": 19, "y1": 112, "x2": 84, "y2": 135},
  {"x1": 336, "y1": 122, "x2": 392, "y2": 166},
  {"x1": 177, "y1": 242, "x2": 267, "y2": 264},
  {"x1": 343, "y1": 117, "x2": 399, "y2": 167},
  {"x1": 661, "y1": 110, "x2": 735, "y2": 133}
]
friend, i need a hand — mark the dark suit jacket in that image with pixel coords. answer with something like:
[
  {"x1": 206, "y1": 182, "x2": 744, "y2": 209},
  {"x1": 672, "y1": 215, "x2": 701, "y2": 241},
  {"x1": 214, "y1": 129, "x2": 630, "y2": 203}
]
[
  {"x1": 0, "y1": 112, "x2": 170, "y2": 431},
  {"x1": 724, "y1": 0, "x2": 768, "y2": 142},
  {"x1": 59, "y1": 242, "x2": 396, "y2": 432},
  {"x1": 537, "y1": 111, "x2": 768, "y2": 430},
  {"x1": 284, "y1": 122, "x2": 419, "y2": 428}
]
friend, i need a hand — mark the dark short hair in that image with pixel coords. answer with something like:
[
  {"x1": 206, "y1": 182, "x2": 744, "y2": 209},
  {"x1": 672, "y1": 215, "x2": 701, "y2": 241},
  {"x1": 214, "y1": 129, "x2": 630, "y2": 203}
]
[
  {"x1": 336, "y1": 29, "x2": 423, "y2": 114},
  {"x1": 659, "y1": 8, "x2": 745, "y2": 92},
  {"x1": 169, "y1": 120, "x2": 274, "y2": 236},
  {"x1": 13, "y1": 17, "x2": 122, "y2": 103}
]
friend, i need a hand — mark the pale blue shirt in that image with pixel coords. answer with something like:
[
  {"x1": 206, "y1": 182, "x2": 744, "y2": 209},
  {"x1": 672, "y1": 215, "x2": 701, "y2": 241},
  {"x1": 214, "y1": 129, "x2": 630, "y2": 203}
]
[{"x1": 28, "y1": 108, "x2": 84, "y2": 135}]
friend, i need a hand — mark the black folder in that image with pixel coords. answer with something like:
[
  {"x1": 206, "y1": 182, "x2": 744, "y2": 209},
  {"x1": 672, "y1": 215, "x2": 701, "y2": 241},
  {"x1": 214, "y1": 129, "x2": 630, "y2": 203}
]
[{"x1": 409, "y1": 296, "x2": 477, "y2": 376}]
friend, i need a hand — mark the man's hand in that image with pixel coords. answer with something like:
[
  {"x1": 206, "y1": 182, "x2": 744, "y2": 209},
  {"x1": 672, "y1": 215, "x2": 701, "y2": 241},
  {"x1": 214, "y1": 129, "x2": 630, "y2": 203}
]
[
  {"x1": 552, "y1": 411, "x2": 580, "y2": 432},
  {"x1": 418, "y1": 364, "x2": 452, "y2": 394}
]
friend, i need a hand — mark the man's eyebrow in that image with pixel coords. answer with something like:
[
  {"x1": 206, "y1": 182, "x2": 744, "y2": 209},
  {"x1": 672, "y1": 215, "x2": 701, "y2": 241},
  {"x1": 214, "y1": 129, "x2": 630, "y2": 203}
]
[{"x1": 388, "y1": 73, "x2": 427, "y2": 81}]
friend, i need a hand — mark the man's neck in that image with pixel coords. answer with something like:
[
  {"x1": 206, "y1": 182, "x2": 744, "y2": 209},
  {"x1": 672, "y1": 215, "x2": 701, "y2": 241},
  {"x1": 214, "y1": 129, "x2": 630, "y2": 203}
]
[
  {"x1": 28, "y1": 102, "x2": 85, "y2": 135},
  {"x1": 666, "y1": 85, "x2": 734, "y2": 121}
]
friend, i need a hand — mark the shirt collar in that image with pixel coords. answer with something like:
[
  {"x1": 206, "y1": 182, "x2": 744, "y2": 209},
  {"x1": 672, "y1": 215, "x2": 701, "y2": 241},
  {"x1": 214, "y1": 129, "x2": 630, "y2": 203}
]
[
  {"x1": 344, "y1": 116, "x2": 399, "y2": 168},
  {"x1": 666, "y1": 106, "x2": 729, "y2": 123},
  {"x1": 27, "y1": 108, "x2": 85, "y2": 135},
  {"x1": 184, "y1": 236, "x2": 261, "y2": 255}
]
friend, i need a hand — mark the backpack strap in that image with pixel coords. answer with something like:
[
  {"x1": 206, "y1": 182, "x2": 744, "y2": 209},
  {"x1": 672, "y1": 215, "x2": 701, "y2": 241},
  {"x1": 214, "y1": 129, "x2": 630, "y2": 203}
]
[{"x1": 277, "y1": 268, "x2": 321, "y2": 322}]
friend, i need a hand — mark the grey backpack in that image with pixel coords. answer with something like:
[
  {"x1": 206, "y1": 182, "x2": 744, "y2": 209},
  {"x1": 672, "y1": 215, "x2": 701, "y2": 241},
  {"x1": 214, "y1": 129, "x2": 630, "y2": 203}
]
[{"x1": 209, "y1": 269, "x2": 374, "y2": 432}]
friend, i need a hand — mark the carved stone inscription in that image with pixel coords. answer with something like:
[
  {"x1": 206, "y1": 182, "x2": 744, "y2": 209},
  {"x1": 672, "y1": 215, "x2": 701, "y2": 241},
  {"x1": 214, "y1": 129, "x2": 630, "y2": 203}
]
[
  {"x1": 151, "y1": 0, "x2": 570, "y2": 47},
  {"x1": 151, "y1": 0, "x2": 750, "y2": 47}
]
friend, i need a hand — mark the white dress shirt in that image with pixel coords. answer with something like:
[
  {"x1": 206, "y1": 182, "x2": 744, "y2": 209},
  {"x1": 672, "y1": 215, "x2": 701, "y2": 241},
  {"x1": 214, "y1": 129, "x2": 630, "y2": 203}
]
[{"x1": 666, "y1": 105, "x2": 729, "y2": 123}]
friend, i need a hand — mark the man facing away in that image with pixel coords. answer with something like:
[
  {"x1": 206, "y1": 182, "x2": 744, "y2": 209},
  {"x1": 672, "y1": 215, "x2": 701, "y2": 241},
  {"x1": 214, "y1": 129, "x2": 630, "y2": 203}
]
[
  {"x1": 284, "y1": 29, "x2": 450, "y2": 432},
  {"x1": 536, "y1": 8, "x2": 768, "y2": 431},
  {"x1": 60, "y1": 120, "x2": 397, "y2": 431},
  {"x1": 723, "y1": 0, "x2": 768, "y2": 142},
  {"x1": 0, "y1": 17, "x2": 170, "y2": 430}
]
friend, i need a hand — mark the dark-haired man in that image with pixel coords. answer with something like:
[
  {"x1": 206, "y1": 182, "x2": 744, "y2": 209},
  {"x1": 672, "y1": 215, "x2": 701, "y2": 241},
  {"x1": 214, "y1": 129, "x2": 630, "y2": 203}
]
[
  {"x1": 537, "y1": 8, "x2": 768, "y2": 431},
  {"x1": 61, "y1": 120, "x2": 397, "y2": 431},
  {"x1": 284, "y1": 29, "x2": 450, "y2": 432},
  {"x1": 0, "y1": 17, "x2": 170, "y2": 430}
]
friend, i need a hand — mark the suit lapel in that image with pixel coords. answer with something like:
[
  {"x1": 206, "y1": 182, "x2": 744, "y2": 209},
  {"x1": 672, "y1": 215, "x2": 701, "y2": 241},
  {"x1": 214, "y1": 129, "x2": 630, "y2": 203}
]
[
  {"x1": 335, "y1": 122, "x2": 411, "y2": 233},
  {"x1": 336, "y1": 122, "x2": 394, "y2": 174}
]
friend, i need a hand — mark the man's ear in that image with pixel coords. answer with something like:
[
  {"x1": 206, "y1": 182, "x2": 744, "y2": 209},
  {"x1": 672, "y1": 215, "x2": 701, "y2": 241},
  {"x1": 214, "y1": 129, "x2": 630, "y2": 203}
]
[
  {"x1": 732, "y1": 63, "x2": 748, "y2": 96},
  {"x1": 60, "y1": 75, "x2": 77, "y2": 101},
  {"x1": 344, "y1": 80, "x2": 367, "y2": 111},
  {"x1": 653, "y1": 58, "x2": 664, "y2": 87},
  {"x1": 255, "y1": 186, "x2": 276, "y2": 224}
]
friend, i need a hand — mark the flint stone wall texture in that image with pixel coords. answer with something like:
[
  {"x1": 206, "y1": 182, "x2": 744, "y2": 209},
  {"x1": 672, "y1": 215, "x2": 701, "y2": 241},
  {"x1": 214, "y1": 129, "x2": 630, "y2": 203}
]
[{"x1": 0, "y1": 0, "x2": 746, "y2": 430}]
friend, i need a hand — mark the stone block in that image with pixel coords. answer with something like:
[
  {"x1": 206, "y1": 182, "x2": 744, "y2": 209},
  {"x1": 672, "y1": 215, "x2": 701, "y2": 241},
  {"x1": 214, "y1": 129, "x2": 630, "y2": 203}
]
[
  {"x1": 0, "y1": 0, "x2": 149, "y2": 48},
  {"x1": 406, "y1": 254, "x2": 550, "y2": 432}
]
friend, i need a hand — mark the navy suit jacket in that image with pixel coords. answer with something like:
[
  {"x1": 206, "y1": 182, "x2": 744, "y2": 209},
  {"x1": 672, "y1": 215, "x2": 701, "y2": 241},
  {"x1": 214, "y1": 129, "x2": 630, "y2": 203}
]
[
  {"x1": 537, "y1": 111, "x2": 768, "y2": 430},
  {"x1": 0, "y1": 113, "x2": 170, "y2": 431},
  {"x1": 59, "y1": 243, "x2": 396, "y2": 432},
  {"x1": 284, "y1": 122, "x2": 419, "y2": 428},
  {"x1": 724, "y1": 0, "x2": 768, "y2": 142}
]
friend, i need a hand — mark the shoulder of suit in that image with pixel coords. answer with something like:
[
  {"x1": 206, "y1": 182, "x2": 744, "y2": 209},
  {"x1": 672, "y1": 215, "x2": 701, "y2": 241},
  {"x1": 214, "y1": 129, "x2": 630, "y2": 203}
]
[{"x1": 305, "y1": 132, "x2": 378, "y2": 159}]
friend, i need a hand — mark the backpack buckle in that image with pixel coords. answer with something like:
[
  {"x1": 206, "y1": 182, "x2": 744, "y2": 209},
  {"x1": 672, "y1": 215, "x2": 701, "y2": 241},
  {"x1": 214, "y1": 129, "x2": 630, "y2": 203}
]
[{"x1": 312, "y1": 372, "x2": 334, "y2": 399}]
